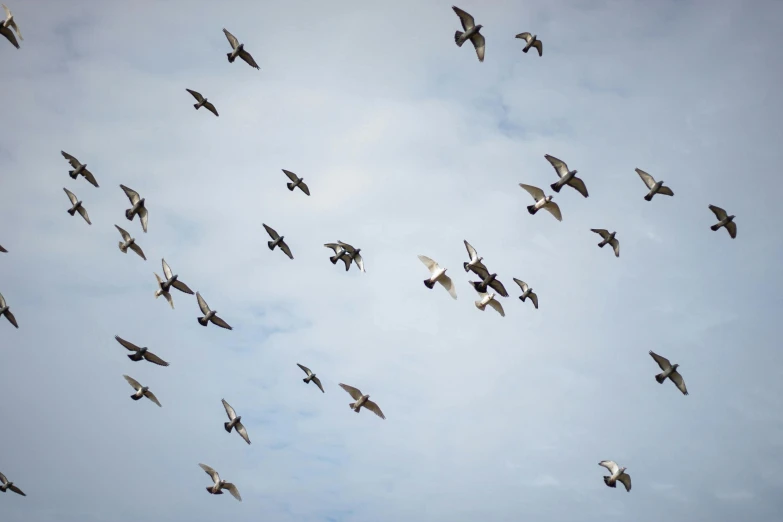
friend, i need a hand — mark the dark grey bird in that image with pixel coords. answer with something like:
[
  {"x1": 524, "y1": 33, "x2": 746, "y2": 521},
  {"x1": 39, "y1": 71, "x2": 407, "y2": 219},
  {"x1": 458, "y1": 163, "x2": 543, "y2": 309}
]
[
  {"x1": 0, "y1": 245, "x2": 6, "y2": 253},
  {"x1": 339, "y1": 383, "x2": 385, "y2": 419},
  {"x1": 283, "y1": 169, "x2": 310, "y2": 196},
  {"x1": 185, "y1": 89, "x2": 219, "y2": 117},
  {"x1": 297, "y1": 363, "x2": 325, "y2": 393},
  {"x1": 590, "y1": 229, "x2": 620, "y2": 257},
  {"x1": 123, "y1": 375, "x2": 162, "y2": 407},
  {"x1": 469, "y1": 265, "x2": 509, "y2": 297},
  {"x1": 63, "y1": 188, "x2": 91, "y2": 225},
  {"x1": 463, "y1": 240, "x2": 487, "y2": 274},
  {"x1": 0, "y1": 291, "x2": 18, "y2": 328},
  {"x1": 0, "y1": 470, "x2": 25, "y2": 496},
  {"x1": 515, "y1": 32, "x2": 542, "y2": 56},
  {"x1": 196, "y1": 292, "x2": 232, "y2": 330},
  {"x1": 635, "y1": 168, "x2": 674, "y2": 201},
  {"x1": 544, "y1": 154, "x2": 588, "y2": 197},
  {"x1": 338, "y1": 241, "x2": 365, "y2": 273},
  {"x1": 649, "y1": 351, "x2": 688, "y2": 396},
  {"x1": 223, "y1": 28, "x2": 259, "y2": 70},
  {"x1": 221, "y1": 399, "x2": 250, "y2": 445},
  {"x1": 599, "y1": 461, "x2": 631, "y2": 492},
  {"x1": 199, "y1": 463, "x2": 242, "y2": 501},
  {"x1": 512, "y1": 278, "x2": 538, "y2": 309},
  {"x1": 115, "y1": 335, "x2": 169, "y2": 366},
  {"x1": 708, "y1": 205, "x2": 736, "y2": 239},
  {"x1": 60, "y1": 151, "x2": 99, "y2": 187},
  {"x1": 324, "y1": 243, "x2": 352, "y2": 271},
  {"x1": 120, "y1": 184, "x2": 148, "y2": 233},
  {"x1": 159, "y1": 258, "x2": 194, "y2": 295},
  {"x1": 452, "y1": 6, "x2": 485, "y2": 62},
  {"x1": 115, "y1": 225, "x2": 146, "y2": 260},
  {"x1": 263, "y1": 224, "x2": 293, "y2": 260}
]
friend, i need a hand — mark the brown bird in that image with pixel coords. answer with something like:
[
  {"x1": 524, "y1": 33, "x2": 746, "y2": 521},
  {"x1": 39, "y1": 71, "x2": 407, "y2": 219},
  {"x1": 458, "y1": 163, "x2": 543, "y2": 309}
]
[{"x1": 338, "y1": 383, "x2": 385, "y2": 419}]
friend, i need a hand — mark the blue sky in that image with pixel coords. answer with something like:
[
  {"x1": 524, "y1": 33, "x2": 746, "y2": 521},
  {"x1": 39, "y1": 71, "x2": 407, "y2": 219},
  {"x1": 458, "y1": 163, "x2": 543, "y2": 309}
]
[{"x1": 1, "y1": 0, "x2": 783, "y2": 521}]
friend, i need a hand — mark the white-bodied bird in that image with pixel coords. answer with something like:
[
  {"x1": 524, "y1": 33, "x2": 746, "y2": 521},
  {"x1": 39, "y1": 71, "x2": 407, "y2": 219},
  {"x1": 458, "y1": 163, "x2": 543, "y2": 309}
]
[
  {"x1": 472, "y1": 283, "x2": 505, "y2": 317},
  {"x1": 635, "y1": 168, "x2": 674, "y2": 201},
  {"x1": 598, "y1": 461, "x2": 631, "y2": 492},
  {"x1": 519, "y1": 183, "x2": 562, "y2": 221},
  {"x1": 199, "y1": 463, "x2": 242, "y2": 501},
  {"x1": 418, "y1": 255, "x2": 457, "y2": 299},
  {"x1": 339, "y1": 383, "x2": 385, "y2": 419}
]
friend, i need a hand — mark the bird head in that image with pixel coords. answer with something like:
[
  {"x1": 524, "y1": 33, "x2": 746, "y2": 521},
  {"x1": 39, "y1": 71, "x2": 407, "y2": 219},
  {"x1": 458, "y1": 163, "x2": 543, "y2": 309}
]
[
  {"x1": 729, "y1": 215, "x2": 736, "y2": 220},
  {"x1": 475, "y1": 24, "x2": 483, "y2": 31},
  {"x1": 672, "y1": 364, "x2": 679, "y2": 370}
]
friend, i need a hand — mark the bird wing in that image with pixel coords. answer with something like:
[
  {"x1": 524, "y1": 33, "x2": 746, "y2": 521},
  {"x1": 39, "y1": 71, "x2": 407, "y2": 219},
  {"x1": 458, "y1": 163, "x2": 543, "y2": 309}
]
[
  {"x1": 617, "y1": 472, "x2": 632, "y2": 492},
  {"x1": 657, "y1": 185, "x2": 674, "y2": 197},
  {"x1": 470, "y1": 33, "x2": 485, "y2": 62},
  {"x1": 544, "y1": 154, "x2": 569, "y2": 178},
  {"x1": 123, "y1": 374, "x2": 141, "y2": 390},
  {"x1": 324, "y1": 243, "x2": 342, "y2": 254},
  {"x1": 0, "y1": 245, "x2": 6, "y2": 252},
  {"x1": 222, "y1": 398, "x2": 237, "y2": 420},
  {"x1": 185, "y1": 88, "x2": 203, "y2": 102},
  {"x1": 77, "y1": 205, "x2": 92, "y2": 225},
  {"x1": 0, "y1": 25, "x2": 19, "y2": 49},
  {"x1": 196, "y1": 292, "x2": 210, "y2": 315},
  {"x1": 339, "y1": 383, "x2": 363, "y2": 400},
  {"x1": 708, "y1": 204, "x2": 728, "y2": 221},
  {"x1": 528, "y1": 291, "x2": 539, "y2": 309},
  {"x1": 487, "y1": 298, "x2": 505, "y2": 317},
  {"x1": 282, "y1": 169, "x2": 298, "y2": 182},
  {"x1": 463, "y1": 240, "x2": 479, "y2": 261},
  {"x1": 61, "y1": 150, "x2": 80, "y2": 168},
  {"x1": 725, "y1": 221, "x2": 737, "y2": 239},
  {"x1": 136, "y1": 206, "x2": 148, "y2": 233},
  {"x1": 199, "y1": 463, "x2": 220, "y2": 483},
  {"x1": 120, "y1": 184, "x2": 140, "y2": 205},
  {"x1": 312, "y1": 376, "x2": 325, "y2": 393},
  {"x1": 417, "y1": 255, "x2": 439, "y2": 274},
  {"x1": 115, "y1": 335, "x2": 141, "y2": 352},
  {"x1": 144, "y1": 390, "x2": 162, "y2": 407},
  {"x1": 363, "y1": 399, "x2": 386, "y2": 419},
  {"x1": 115, "y1": 224, "x2": 131, "y2": 241},
  {"x1": 337, "y1": 241, "x2": 356, "y2": 253},
  {"x1": 235, "y1": 422, "x2": 251, "y2": 445},
  {"x1": 223, "y1": 28, "x2": 239, "y2": 49},
  {"x1": 279, "y1": 240, "x2": 294, "y2": 260},
  {"x1": 239, "y1": 50, "x2": 260, "y2": 70},
  {"x1": 438, "y1": 274, "x2": 458, "y2": 300},
  {"x1": 591, "y1": 228, "x2": 610, "y2": 240},
  {"x1": 82, "y1": 168, "x2": 99, "y2": 187},
  {"x1": 512, "y1": 278, "x2": 529, "y2": 292},
  {"x1": 609, "y1": 238, "x2": 620, "y2": 257},
  {"x1": 648, "y1": 350, "x2": 671, "y2": 371},
  {"x1": 297, "y1": 363, "x2": 312, "y2": 376},
  {"x1": 161, "y1": 259, "x2": 173, "y2": 280},
  {"x1": 298, "y1": 181, "x2": 310, "y2": 196},
  {"x1": 171, "y1": 280, "x2": 194, "y2": 295},
  {"x1": 203, "y1": 101, "x2": 219, "y2": 117},
  {"x1": 262, "y1": 223, "x2": 279, "y2": 240},
  {"x1": 566, "y1": 176, "x2": 588, "y2": 198},
  {"x1": 598, "y1": 460, "x2": 619, "y2": 475},
  {"x1": 543, "y1": 201, "x2": 562, "y2": 221},
  {"x1": 354, "y1": 252, "x2": 365, "y2": 272},
  {"x1": 532, "y1": 40, "x2": 543, "y2": 56},
  {"x1": 128, "y1": 242, "x2": 146, "y2": 260},
  {"x1": 0, "y1": 291, "x2": 6, "y2": 308},
  {"x1": 669, "y1": 370, "x2": 688, "y2": 396},
  {"x1": 519, "y1": 183, "x2": 545, "y2": 202},
  {"x1": 223, "y1": 482, "x2": 242, "y2": 501},
  {"x1": 8, "y1": 484, "x2": 25, "y2": 496},
  {"x1": 4, "y1": 309, "x2": 19, "y2": 328},
  {"x1": 0, "y1": 471, "x2": 6, "y2": 484},
  {"x1": 340, "y1": 253, "x2": 352, "y2": 271},
  {"x1": 452, "y1": 6, "x2": 475, "y2": 31},
  {"x1": 635, "y1": 168, "x2": 656, "y2": 189},
  {"x1": 515, "y1": 32, "x2": 533, "y2": 43},
  {"x1": 211, "y1": 314, "x2": 233, "y2": 330},
  {"x1": 489, "y1": 278, "x2": 509, "y2": 297},
  {"x1": 63, "y1": 187, "x2": 78, "y2": 205},
  {"x1": 143, "y1": 351, "x2": 169, "y2": 367},
  {"x1": 471, "y1": 264, "x2": 490, "y2": 279}
]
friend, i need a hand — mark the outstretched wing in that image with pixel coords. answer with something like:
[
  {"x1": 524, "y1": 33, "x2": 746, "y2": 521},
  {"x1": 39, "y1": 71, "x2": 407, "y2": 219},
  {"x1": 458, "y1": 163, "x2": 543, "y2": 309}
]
[
  {"x1": 489, "y1": 278, "x2": 508, "y2": 297},
  {"x1": 115, "y1": 224, "x2": 131, "y2": 241},
  {"x1": 128, "y1": 242, "x2": 146, "y2": 260},
  {"x1": 725, "y1": 221, "x2": 737, "y2": 239},
  {"x1": 532, "y1": 39, "x2": 543, "y2": 56},
  {"x1": 196, "y1": 292, "x2": 210, "y2": 315},
  {"x1": 708, "y1": 204, "x2": 728, "y2": 221},
  {"x1": 463, "y1": 240, "x2": 479, "y2": 261},
  {"x1": 0, "y1": 25, "x2": 19, "y2": 49},
  {"x1": 543, "y1": 201, "x2": 562, "y2": 222},
  {"x1": 339, "y1": 383, "x2": 363, "y2": 400},
  {"x1": 142, "y1": 351, "x2": 169, "y2": 367},
  {"x1": 438, "y1": 274, "x2": 458, "y2": 300},
  {"x1": 297, "y1": 363, "x2": 312, "y2": 376},
  {"x1": 312, "y1": 376, "x2": 325, "y2": 393},
  {"x1": 185, "y1": 88, "x2": 204, "y2": 102},
  {"x1": 199, "y1": 463, "x2": 220, "y2": 483},
  {"x1": 470, "y1": 33, "x2": 485, "y2": 62},
  {"x1": 115, "y1": 335, "x2": 141, "y2": 352},
  {"x1": 648, "y1": 350, "x2": 671, "y2": 371},
  {"x1": 598, "y1": 460, "x2": 619, "y2": 475},
  {"x1": 76, "y1": 205, "x2": 92, "y2": 225},
  {"x1": 669, "y1": 370, "x2": 689, "y2": 396},
  {"x1": 222, "y1": 398, "x2": 237, "y2": 420},
  {"x1": 81, "y1": 168, "x2": 99, "y2": 187},
  {"x1": 223, "y1": 482, "x2": 242, "y2": 501},
  {"x1": 657, "y1": 185, "x2": 674, "y2": 197},
  {"x1": 279, "y1": 240, "x2": 294, "y2": 260},
  {"x1": 566, "y1": 176, "x2": 588, "y2": 198},
  {"x1": 282, "y1": 169, "x2": 298, "y2": 182},
  {"x1": 203, "y1": 101, "x2": 219, "y2": 117},
  {"x1": 363, "y1": 399, "x2": 386, "y2": 420},
  {"x1": 591, "y1": 228, "x2": 611, "y2": 240},
  {"x1": 298, "y1": 181, "x2": 310, "y2": 196},
  {"x1": 161, "y1": 259, "x2": 173, "y2": 280},
  {"x1": 123, "y1": 374, "x2": 142, "y2": 390},
  {"x1": 519, "y1": 183, "x2": 545, "y2": 202},
  {"x1": 417, "y1": 254, "x2": 439, "y2": 274},
  {"x1": 487, "y1": 298, "x2": 505, "y2": 317},
  {"x1": 452, "y1": 6, "x2": 475, "y2": 31},
  {"x1": 528, "y1": 291, "x2": 539, "y2": 309},
  {"x1": 120, "y1": 184, "x2": 140, "y2": 205},
  {"x1": 61, "y1": 150, "x2": 80, "y2": 168},
  {"x1": 5, "y1": 309, "x2": 19, "y2": 328},
  {"x1": 211, "y1": 314, "x2": 233, "y2": 330},
  {"x1": 262, "y1": 223, "x2": 279, "y2": 240},
  {"x1": 515, "y1": 32, "x2": 533, "y2": 43},
  {"x1": 635, "y1": 168, "x2": 656, "y2": 189},
  {"x1": 223, "y1": 28, "x2": 239, "y2": 49},
  {"x1": 544, "y1": 154, "x2": 569, "y2": 178},
  {"x1": 63, "y1": 187, "x2": 78, "y2": 205},
  {"x1": 239, "y1": 50, "x2": 260, "y2": 70},
  {"x1": 609, "y1": 238, "x2": 620, "y2": 257},
  {"x1": 617, "y1": 473, "x2": 632, "y2": 492},
  {"x1": 144, "y1": 390, "x2": 162, "y2": 407}
]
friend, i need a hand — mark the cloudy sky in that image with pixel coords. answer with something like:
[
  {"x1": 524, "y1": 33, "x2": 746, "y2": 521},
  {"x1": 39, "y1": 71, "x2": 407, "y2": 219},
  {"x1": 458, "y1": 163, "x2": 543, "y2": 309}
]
[{"x1": 2, "y1": 0, "x2": 782, "y2": 521}]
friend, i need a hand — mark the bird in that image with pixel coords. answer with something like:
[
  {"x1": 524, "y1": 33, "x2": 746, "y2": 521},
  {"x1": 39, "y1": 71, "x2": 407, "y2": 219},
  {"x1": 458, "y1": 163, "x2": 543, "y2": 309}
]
[
  {"x1": 469, "y1": 265, "x2": 509, "y2": 297},
  {"x1": 114, "y1": 335, "x2": 169, "y2": 366},
  {"x1": 0, "y1": 4, "x2": 19, "y2": 49},
  {"x1": 282, "y1": 169, "x2": 310, "y2": 196},
  {"x1": 463, "y1": 240, "x2": 487, "y2": 273},
  {"x1": 297, "y1": 363, "x2": 325, "y2": 393},
  {"x1": 0, "y1": 245, "x2": 6, "y2": 253},
  {"x1": 63, "y1": 188, "x2": 91, "y2": 225},
  {"x1": 418, "y1": 255, "x2": 457, "y2": 300},
  {"x1": 512, "y1": 278, "x2": 538, "y2": 309},
  {"x1": 120, "y1": 184, "x2": 148, "y2": 233},
  {"x1": 199, "y1": 463, "x2": 242, "y2": 501},
  {"x1": 590, "y1": 229, "x2": 620, "y2": 258},
  {"x1": 598, "y1": 461, "x2": 631, "y2": 492},
  {"x1": 635, "y1": 168, "x2": 674, "y2": 201},
  {"x1": 519, "y1": 183, "x2": 562, "y2": 221},
  {"x1": 708, "y1": 205, "x2": 737, "y2": 239},
  {"x1": 452, "y1": 6, "x2": 485, "y2": 62},
  {"x1": 60, "y1": 151, "x2": 99, "y2": 187},
  {"x1": 339, "y1": 383, "x2": 385, "y2": 419},
  {"x1": 472, "y1": 284, "x2": 505, "y2": 317},
  {"x1": 223, "y1": 28, "x2": 259, "y2": 70},
  {"x1": 156, "y1": 259, "x2": 194, "y2": 299},
  {"x1": 114, "y1": 225, "x2": 146, "y2": 260},
  {"x1": 544, "y1": 154, "x2": 588, "y2": 197},
  {"x1": 0, "y1": 471, "x2": 25, "y2": 496},
  {"x1": 0, "y1": 291, "x2": 18, "y2": 328},
  {"x1": 122, "y1": 375, "x2": 162, "y2": 407},
  {"x1": 515, "y1": 32, "x2": 542, "y2": 56},
  {"x1": 324, "y1": 243, "x2": 352, "y2": 271},
  {"x1": 153, "y1": 273, "x2": 175, "y2": 309},
  {"x1": 649, "y1": 351, "x2": 688, "y2": 396},
  {"x1": 185, "y1": 89, "x2": 219, "y2": 117},
  {"x1": 221, "y1": 399, "x2": 250, "y2": 445},
  {"x1": 262, "y1": 224, "x2": 294, "y2": 260},
  {"x1": 196, "y1": 292, "x2": 232, "y2": 330},
  {"x1": 338, "y1": 241, "x2": 365, "y2": 272}
]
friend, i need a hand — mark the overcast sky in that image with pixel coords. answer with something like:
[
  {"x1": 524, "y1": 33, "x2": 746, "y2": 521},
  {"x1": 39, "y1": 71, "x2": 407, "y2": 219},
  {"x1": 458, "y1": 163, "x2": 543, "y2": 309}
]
[{"x1": 1, "y1": 0, "x2": 782, "y2": 521}]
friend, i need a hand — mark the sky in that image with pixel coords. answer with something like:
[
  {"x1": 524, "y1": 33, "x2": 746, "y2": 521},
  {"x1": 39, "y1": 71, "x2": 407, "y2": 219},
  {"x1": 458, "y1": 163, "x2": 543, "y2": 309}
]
[{"x1": 1, "y1": 0, "x2": 783, "y2": 520}]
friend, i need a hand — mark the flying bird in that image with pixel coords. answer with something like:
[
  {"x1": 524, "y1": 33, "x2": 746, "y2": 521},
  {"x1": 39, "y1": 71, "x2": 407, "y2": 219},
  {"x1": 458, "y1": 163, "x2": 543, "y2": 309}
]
[
  {"x1": 472, "y1": 284, "x2": 505, "y2": 317},
  {"x1": 0, "y1": 291, "x2": 18, "y2": 328},
  {"x1": 339, "y1": 383, "x2": 385, "y2": 419},
  {"x1": 0, "y1": 471, "x2": 25, "y2": 497},
  {"x1": 515, "y1": 32, "x2": 542, "y2": 56},
  {"x1": 60, "y1": 151, "x2": 99, "y2": 187},
  {"x1": 123, "y1": 375, "x2": 162, "y2": 407},
  {"x1": 635, "y1": 168, "x2": 674, "y2": 201},
  {"x1": 159, "y1": 259, "x2": 194, "y2": 295},
  {"x1": 185, "y1": 89, "x2": 219, "y2": 117},
  {"x1": 63, "y1": 188, "x2": 91, "y2": 225},
  {"x1": 223, "y1": 28, "x2": 259, "y2": 70},
  {"x1": 114, "y1": 335, "x2": 168, "y2": 366},
  {"x1": 282, "y1": 169, "x2": 310, "y2": 196},
  {"x1": 199, "y1": 463, "x2": 242, "y2": 501},
  {"x1": 338, "y1": 241, "x2": 365, "y2": 272},
  {"x1": 649, "y1": 351, "x2": 688, "y2": 396},
  {"x1": 297, "y1": 363, "x2": 325, "y2": 393},
  {"x1": 544, "y1": 154, "x2": 588, "y2": 197},
  {"x1": 115, "y1": 225, "x2": 146, "y2": 260},
  {"x1": 153, "y1": 273, "x2": 174, "y2": 309},
  {"x1": 512, "y1": 278, "x2": 538, "y2": 309},
  {"x1": 196, "y1": 292, "x2": 232, "y2": 330},
  {"x1": 0, "y1": 4, "x2": 20, "y2": 49},
  {"x1": 452, "y1": 6, "x2": 485, "y2": 62},
  {"x1": 708, "y1": 205, "x2": 736, "y2": 239},
  {"x1": 462, "y1": 240, "x2": 487, "y2": 273},
  {"x1": 120, "y1": 184, "x2": 148, "y2": 233},
  {"x1": 598, "y1": 461, "x2": 631, "y2": 492},
  {"x1": 263, "y1": 224, "x2": 294, "y2": 260},
  {"x1": 221, "y1": 399, "x2": 250, "y2": 445},
  {"x1": 469, "y1": 265, "x2": 509, "y2": 297},
  {"x1": 324, "y1": 243, "x2": 352, "y2": 271},
  {"x1": 590, "y1": 229, "x2": 620, "y2": 258},
  {"x1": 418, "y1": 255, "x2": 457, "y2": 300},
  {"x1": 519, "y1": 183, "x2": 562, "y2": 221}
]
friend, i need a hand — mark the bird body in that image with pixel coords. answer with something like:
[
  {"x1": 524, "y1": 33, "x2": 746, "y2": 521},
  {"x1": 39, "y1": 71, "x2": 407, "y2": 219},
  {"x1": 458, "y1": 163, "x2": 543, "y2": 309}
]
[
  {"x1": 473, "y1": 285, "x2": 505, "y2": 317},
  {"x1": 223, "y1": 28, "x2": 259, "y2": 70},
  {"x1": 61, "y1": 151, "x2": 99, "y2": 187},
  {"x1": 115, "y1": 335, "x2": 169, "y2": 366},
  {"x1": 470, "y1": 265, "x2": 509, "y2": 296},
  {"x1": 185, "y1": 89, "x2": 219, "y2": 117},
  {"x1": 123, "y1": 375, "x2": 162, "y2": 406},
  {"x1": 463, "y1": 240, "x2": 487, "y2": 273},
  {"x1": 115, "y1": 225, "x2": 146, "y2": 260},
  {"x1": 283, "y1": 169, "x2": 310, "y2": 196},
  {"x1": 160, "y1": 259, "x2": 194, "y2": 295},
  {"x1": 1, "y1": 4, "x2": 20, "y2": 49}
]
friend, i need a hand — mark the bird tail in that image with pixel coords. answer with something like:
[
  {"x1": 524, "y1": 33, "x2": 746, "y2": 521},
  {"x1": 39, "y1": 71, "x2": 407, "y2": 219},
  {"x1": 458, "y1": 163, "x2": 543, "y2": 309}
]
[
  {"x1": 523, "y1": 47, "x2": 530, "y2": 53},
  {"x1": 119, "y1": 241, "x2": 128, "y2": 253},
  {"x1": 423, "y1": 279, "x2": 435, "y2": 289},
  {"x1": 286, "y1": 182, "x2": 296, "y2": 191},
  {"x1": 550, "y1": 182, "x2": 562, "y2": 193},
  {"x1": 0, "y1": 484, "x2": 6, "y2": 492},
  {"x1": 710, "y1": 223, "x2": 721, "y2": 231},
  {"x1": 463, "y1": 262, "x2": 470, "y2": 272},
  {"x1": 454, "y1": 30, "x2": 465, "y2": 46},
  {"x1": 303, "y1": 377, "x2": 310, "y2": 384},
  {"x1": 193, "y1": 103, "x2": 201, "y2": 110},
  {"x1": 527, "y1": 205, "x2": 538, "y2": 215},
  {"x1": 68, "y1": 170, "x2": 78, "y2": 179},
  {"x1": 597, "y1": 241, "x2": 605, "y2": 248},
  {"x1": 655, "y1": 373, "x2": 666, "y2": 384},
  {"x1": 227, "y1": 52, "x2": 235, "y2": 63},
  {"x1": 349, "y1": 402, "x2": 358, "y2": 410},
  {"x1": 127, "y1": 354, "x2": 138, "y2": 362},
  {"x1": 198, "y1": 317, "x2": 209, "y2": 327},
  {"x1": 125, "y1": 209, "x2": 134, "y2": 220},
  {"x1": 644, "y1": 193, "x2": 653, "y2": 202},
  {"x1": 329, "y1": 254, "x2": 339, "y2": 264},
  {"x1": 518, "y1": 295, "x2": 526, "y2": 302},
  {"x1": 67, "y1": 208, "x2": 76, "y2": 216},
  {"x1": 131, "y1": 394, "x2": 141, "y2": 401},
  {"x1": 604, "y1": 476, "x2": 615, "y2": 487},
  {"x1": 474, "y1": 301, "x2": 485, "y2": 311},
  {"x1": 267, "y1": 241, "x2": 275, "y2": 250},
  {"x1": 471, "y1": 281, "x2": 486, "y2": 293},
  {"x1": 224, "y1": 422, "x2": 233, "y2": 433}
]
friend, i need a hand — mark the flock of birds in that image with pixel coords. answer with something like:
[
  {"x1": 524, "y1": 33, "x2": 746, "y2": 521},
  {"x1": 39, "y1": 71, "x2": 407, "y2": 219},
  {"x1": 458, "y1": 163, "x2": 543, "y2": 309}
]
[{"x1": 0, "y1": 2, "x2": 742, "y2": 506}]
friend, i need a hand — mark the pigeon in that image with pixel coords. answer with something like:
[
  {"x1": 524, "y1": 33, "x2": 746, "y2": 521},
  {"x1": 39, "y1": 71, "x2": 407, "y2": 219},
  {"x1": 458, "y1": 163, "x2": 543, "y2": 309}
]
[
  {"x1": 469, "y1": 265, "x2": 509, "y2": 297},
  {"x1": 185, "y1": 89, "x2": 219, "y2": 117},
  {"x1": 519, "y1": 184, "x2": 562, "y2": 221},
  {"x1": 153, "y1": 273, "x2": 174, "y2": 309},
  {"x1": 418, "y1": 255, "x2": 457, "y2": 300},
  {"x1": 115, "y1": 225, "x2": 146, "y2": 260},
  {"x1": 223, "y1": 28, "x2": 259, "y2": 70},
  {"x1": 120, "y1": 184, "x2": 148, "y2": 233},
  {"x1": 283, "y1": 169, "x2": 310, "y2": 196},
  {"x1": 199, "y1": 463, "x2": 242, "y2": 501},
  {"x1": 463, "y1": 240, "x2": 487, "y2": 274},
  {"x1": 0, "y1": 21, "x2": 16, "y2": 48},
  {"x1": 544, "y1": 154, "x2": 588, "y2": 197},
  {"x1": 515, "y1": 32, "x2": 542, "y2": 56},
  {"x1": 708, "y1": 205, "x2": 737, "y2": 239},
  {"x1": 635, "y1": 168, "x2": 674, "y2": 201},
  {"x1": 324, "y1": 243, "x2": 352, "y2": 271},
  {"x1": 590, "y1": 229, "x2": 620, "y2": 258},
  {"x1": 452, "y1": 6, "x2": 485, "y2": 62},
  {"x1": 221, "y1": 399, "x2": 250, "y2": 445},
  {"x1": 338, "y1": 241, "x2": 365, "y2": 272},
  {"x1": 158, "y1": 259, "x2": 194, "y2": 296},
  {"x1": 0, "y1": 291, "x2": 18, "y2": 328},
  {"x1": 598, "y1": 461, "x2": 631, "y2": 492},
  {"x1": 339, "y1": 383, "x2": 385, "y2": 419},
  {"x1": 63, "y1": 188, "x2": 91, "y2": 225},
  {"x1": 263, "y1": 224, "x2": 293, "y2": 260},
  {"x1": 0, "y1": 4, "x2": 19, "y2": 49},
  {"x1": 122, "y1": 375, "x2": 162, "y2": 407},
  {"x1": 512, "y1": 278, "x2": 538, "y2": 309},
  {"x1": 60, "y1": 151, "x2": 99, "y2": 187},
  {"x1": 472, "y1": 284, "x2": 505, "y2": 317},
  {"x1": 649, "y1": 351, "x2": 688, "y2": 396},
  {"x1": 0, "y1": 471, "x2": 25, "y2": 496},
  {"x1": 196, "y1": 292, "x2": 232, "y2": 330},
  {"x1": 115, "y1": 335, "x2": 169, "y2": 366},
  {"x1": 297, "y1": 363, "x2": 325, "y2": 393},
  {"x1": 0, "y1": 245, "x2": 6, "y2": 253}
]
